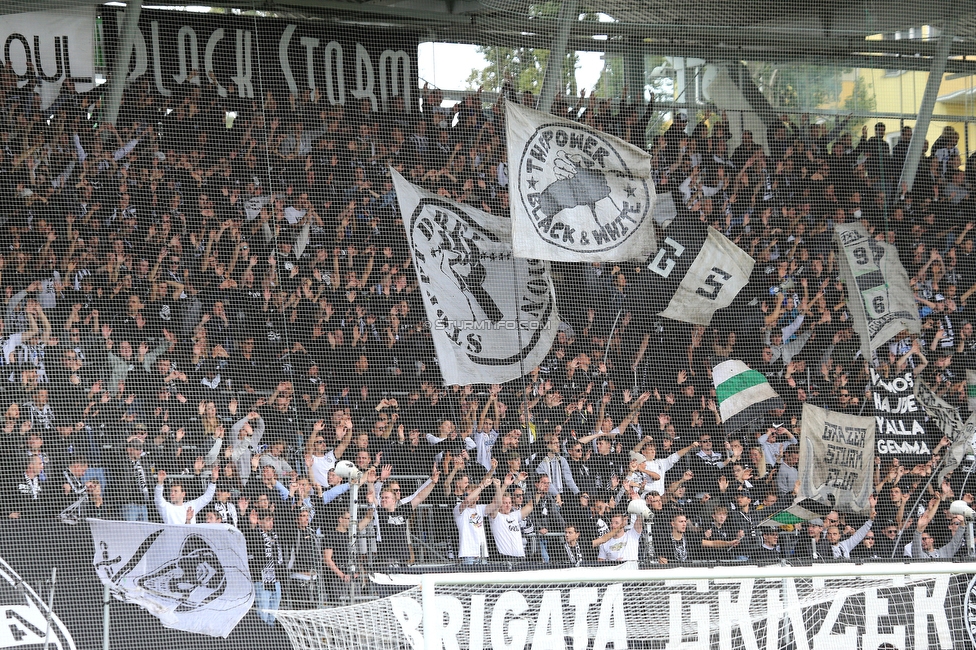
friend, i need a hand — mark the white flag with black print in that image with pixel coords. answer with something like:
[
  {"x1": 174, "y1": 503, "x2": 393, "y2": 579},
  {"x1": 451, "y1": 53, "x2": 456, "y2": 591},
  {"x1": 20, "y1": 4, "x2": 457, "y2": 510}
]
[
  {"x1": 834, "y1": 223, "x2": 920, "y2": 359},
  {"x1": 629, "y1": 215, "x2": 755, "y2": 326},
  {"x1": 391, "y1": 168, "x2": 559, "y2": 385},
  {"x1": 506, "y1": 101, "x2": 656, "y2": 262},
  {"x1": 89, "y1": 519, "x2": 254, "y2": 638},
  {"x1": 798, "y1": 403, "x2": 875, "y2": 514},
  {"x1": 914, "y1": 380, "x2": 976, "y2": 485}
]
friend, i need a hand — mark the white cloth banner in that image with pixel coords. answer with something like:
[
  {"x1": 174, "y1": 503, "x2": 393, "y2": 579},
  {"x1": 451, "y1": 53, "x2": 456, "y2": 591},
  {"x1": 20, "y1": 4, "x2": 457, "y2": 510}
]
[
  {"x1": 914, "y1": 380, "x2": 976, "y2": 485},
  {"x1": 834, "y1": 223, "x2": 920, "y2": 360},
  {"x1": 391, "y1": 168, "x2": 559, "y2": 385},
  {"x1": 0, "y1": 9, "x2": 97, "y2": 109},
  {"x1": 89, "y1": 519, "x2": 254, "y2": 638},
  {"x1": 506, "y1": 101, "x2": 656, "y2": 262},
  {"x1": 798, "y1": 403, "x2": 875, "y2": 514}
]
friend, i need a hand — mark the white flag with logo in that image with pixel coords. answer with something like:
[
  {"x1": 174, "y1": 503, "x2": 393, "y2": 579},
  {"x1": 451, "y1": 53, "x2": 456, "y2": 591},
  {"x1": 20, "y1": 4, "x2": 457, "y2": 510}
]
[
  {"x1": 89, "y1": 519, "x2": 254, "y2": 638},
  {"x1": 630, "y1": 214, "x2": 755, "y2": 326},
  {"x1": 834, "y1": 223, "x2": 920, "y2": 359},
  {"x1": 506, "y1": 101, "x2": 656, "y2": 262},
  {"x1": 798, "y1": 404, "x2": 875, "y2": 514},
  {"x1": 391, "y1": 168, "x2": 559, "y2": 385}
]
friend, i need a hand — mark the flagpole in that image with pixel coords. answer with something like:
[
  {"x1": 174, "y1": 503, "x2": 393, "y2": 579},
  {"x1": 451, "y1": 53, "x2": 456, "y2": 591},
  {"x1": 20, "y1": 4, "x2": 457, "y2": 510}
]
[
  {"x1": 42, "y1": 567, "x2": 56, "y2": 650},
  {"x1": 888, "y1": 452, "x2": 954, "y2": 559},
  {"x1": 102, "y1": 584, "x2": 110, "y2": 650}
]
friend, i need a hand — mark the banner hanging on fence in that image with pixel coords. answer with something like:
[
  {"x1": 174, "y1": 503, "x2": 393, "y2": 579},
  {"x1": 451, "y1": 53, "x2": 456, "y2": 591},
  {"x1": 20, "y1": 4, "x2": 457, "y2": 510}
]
[
  {"x1": 834, "y1": 223, "x2": 920, "y2": 360},
  {"x1": 506, "y1": 101, "x2": 656, "y2": 262},
  {"x1": 373, "y1": 570, "x2": 976, "y2": 650},
  {"x1": 0, "y1": 9, "x2": 96, "y2": 108},
  {"x1": 391, "y1": 168, "x2": 559, "y2": 385},
  {"x1": 797, "y1": 403, "x2": 875, "y2": 513},
  {"x1": 89, "y1": 519, "x2": 254, "y2": 638},
  {"x1": 102, "y1": 8, "x2": 418, "y2": 109}
]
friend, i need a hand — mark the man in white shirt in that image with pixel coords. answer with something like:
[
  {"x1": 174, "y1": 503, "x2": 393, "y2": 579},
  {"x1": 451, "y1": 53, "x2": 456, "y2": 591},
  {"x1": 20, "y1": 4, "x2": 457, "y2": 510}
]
[
  {"x1": 826, "y1": 495, "x2": 877, "y2": 559},
  {"x1": 154, "y1": 465, "x2": 219, "y2": 524},
  {"x1": 489, "y1": 471, "x2": 532, "y2": 559},
  {"x1": 454, "y1": 459, "x2": 500, "y2": 564},
  {"x1": 593, "y1": 509, "x2": 643, "y2": 562},
  {"x1": 633, "y1": 437, "x2": 700, "y2": 496}
]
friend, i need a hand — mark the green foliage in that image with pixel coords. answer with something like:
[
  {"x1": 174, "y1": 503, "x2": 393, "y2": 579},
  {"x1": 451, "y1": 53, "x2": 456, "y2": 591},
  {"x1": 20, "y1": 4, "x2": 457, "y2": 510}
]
[
  {"x1": 841, "y1": 76, "x2": 877, "y2": 131},
  {"x1": 752, "y1": 64, "x2": 844, "y2": 110},
  {"x1": 465, "y1": 46, "x2": 578, "y2": 95}
]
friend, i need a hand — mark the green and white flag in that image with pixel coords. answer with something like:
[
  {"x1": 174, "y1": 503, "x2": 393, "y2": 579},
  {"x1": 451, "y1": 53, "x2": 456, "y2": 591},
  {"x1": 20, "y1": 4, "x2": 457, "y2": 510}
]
[
  {"x1": 712, "y1": 357, "x2": 783, "y2": 434},
  {"x1": 967, "y1": 369, "x2": 976, "y2": 412},
  {"x1": 760, "y1": 498, "x2": 835, "y2": 528}
]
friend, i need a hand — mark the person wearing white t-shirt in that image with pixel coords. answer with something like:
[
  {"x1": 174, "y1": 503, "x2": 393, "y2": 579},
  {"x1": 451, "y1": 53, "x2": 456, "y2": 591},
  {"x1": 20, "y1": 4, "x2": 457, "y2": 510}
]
[
  {"x1": 632, "y1": 437, "x2": 700, "y2": 496},
  {"x1": 593, "y1": 509, "x2": 643, "y2": 562},
  {"x1": 454, "y1": 459, "x2": 500, "y2": 564},
  {"x1": 305, "y1": 421, "x2": 353, "y2": 489},
  {"x1": 154, "y1": 465, "x2": 218, "y2": 525},
  {"x1": 489, "y1": 471, "x2": 533, "y2": 559}
]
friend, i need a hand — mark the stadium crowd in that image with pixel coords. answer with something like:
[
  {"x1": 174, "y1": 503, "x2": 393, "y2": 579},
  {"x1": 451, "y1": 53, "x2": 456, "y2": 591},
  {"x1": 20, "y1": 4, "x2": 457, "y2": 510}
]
[{"x1": 2, "y1": 59, "x2": 976, "y2": 621}]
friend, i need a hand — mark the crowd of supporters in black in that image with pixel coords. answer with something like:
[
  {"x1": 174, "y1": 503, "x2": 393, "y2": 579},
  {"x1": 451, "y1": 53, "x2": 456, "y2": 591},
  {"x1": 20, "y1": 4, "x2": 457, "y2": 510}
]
[{"x1": 3, "y1": 57, "x2": 976, "y2": 609}]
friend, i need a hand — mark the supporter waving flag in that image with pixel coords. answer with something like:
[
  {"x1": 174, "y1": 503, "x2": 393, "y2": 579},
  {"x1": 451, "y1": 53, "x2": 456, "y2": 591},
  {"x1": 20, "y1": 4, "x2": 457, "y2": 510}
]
[
  {"x1": 629, "y1": 214, "x2": 755, "y2": 326},
  {"x1": 391, "y1": 168, "x2": 559, "y2": 385},
  {"x1": 712, "y1": 357, "x2": 783, "y2": 435},
  {"x1": 834, "y1": 223, "x2": 920, "y2": 360},
  {"x1": 506, "y1": 101, "x2": 657, "y2": 262}
]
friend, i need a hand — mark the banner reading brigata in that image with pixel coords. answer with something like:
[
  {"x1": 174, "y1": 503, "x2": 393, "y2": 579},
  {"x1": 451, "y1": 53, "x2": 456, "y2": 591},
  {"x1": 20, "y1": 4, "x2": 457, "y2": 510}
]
[
  {"x1": 102, "y1": 9, "x2": 417, "y2": 109},
  {"x1": 834, "y1": 223, "x2": 920, "y2": 360},
  {"x1": 798, "y1": 403, "x2": 874, "y2": 514},
  {"x1": 391, "y1": 169, "x2": 559, "y2": 385},
  {"x1": 0, "y1": 9, "x2": 96, "y2": 108},
  {"x1": 506, "y1": 101, "x2": 656, "y2": 262}
]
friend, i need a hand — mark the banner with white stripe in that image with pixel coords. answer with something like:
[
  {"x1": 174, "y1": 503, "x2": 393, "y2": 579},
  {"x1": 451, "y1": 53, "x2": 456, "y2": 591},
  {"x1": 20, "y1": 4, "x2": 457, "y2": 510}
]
[
  {"x1": 712, "y1": 357, "x2": 783, "y2": 434},
  {"x1": 506, "y1": 101, "x2": 656, "y2": 262},
  {"x1": 391, "y1": 168, "x2": 559, "y2": 385},
  {"x1": 834, "y1": 223, "x2": 920, "y2": 359}
]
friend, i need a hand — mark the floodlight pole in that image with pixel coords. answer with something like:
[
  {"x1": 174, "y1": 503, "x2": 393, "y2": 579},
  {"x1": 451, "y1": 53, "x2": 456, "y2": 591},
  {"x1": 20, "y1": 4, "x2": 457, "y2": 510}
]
[
  {"x1": 898, "y1": 21, "x2": 954, "y2": 193},
  {"x1": 103, "y1": 0, "x2": 144, "y2": 127},
  {"x1": 536, "y1": 0, "x2": 579, "y2": 115}
]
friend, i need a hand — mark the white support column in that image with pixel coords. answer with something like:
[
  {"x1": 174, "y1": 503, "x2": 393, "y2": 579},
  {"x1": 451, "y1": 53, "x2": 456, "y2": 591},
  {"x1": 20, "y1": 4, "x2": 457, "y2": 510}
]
[
  {"x1": 536, "y1": 0, "x2": 579, "y2": 115},
  {"x1": 899, "y1": 23, "x2": 954, "y2": 192},
  {"x1": 103, "y1": 0, "x2": 143, "y2": 126}
]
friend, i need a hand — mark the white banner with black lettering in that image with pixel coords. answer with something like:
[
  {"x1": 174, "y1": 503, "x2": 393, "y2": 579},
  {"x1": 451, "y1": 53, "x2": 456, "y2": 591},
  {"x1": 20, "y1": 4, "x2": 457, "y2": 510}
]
[
  {"x1": 798, "y1": 403, "x2": 875, "y2": 514},
  {"x1": 349, "y1": 569, "x2": 976, "y2": 649},
  {"x1": 834, "y1": 223, "x2": 920, "y2": 359},
  {"x1": 391, "y1": 169, "x2": 559, "y2": 385},
  {"x1": 506, "y1": 101, "x2": 656, "y2": 262},
  {"x1": 630, "y1": 215, "x2": 754, "y2": 326},
  {"x1": 89, "y1": 519, "x2": 254, "y2": 638},
  {"x1": 0, "y1": 9, "x2": 96, "y2": 108}
]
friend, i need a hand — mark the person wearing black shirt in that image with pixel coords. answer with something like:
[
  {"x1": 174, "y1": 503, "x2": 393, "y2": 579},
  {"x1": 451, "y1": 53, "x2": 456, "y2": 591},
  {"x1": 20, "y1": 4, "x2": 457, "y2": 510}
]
[
  {"x1": 323, "y1": 504, "x2": 375, "y2": 604},
  {"x1": 656, "y1": 513, "x2": 705, "y2": 564},
  {"x1": 245, "y1": 508, "x2": 284, "y2": 627}
]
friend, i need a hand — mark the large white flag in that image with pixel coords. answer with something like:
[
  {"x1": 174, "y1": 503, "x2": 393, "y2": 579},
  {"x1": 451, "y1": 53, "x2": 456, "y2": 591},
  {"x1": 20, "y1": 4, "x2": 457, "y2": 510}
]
[
  {"x1": 391, "y1": 168, "x2": 559, "y2": 385},
  {"x1": 798, "y1": 403, "x2": 875, "y2": 514},
  {"x1": 630, "y1": 215, "x2": 755, "y2": 326},
  {"x1": 89, "y1": 519, "x2": 254, "y2": 638},
  {"x1": 834, "y1": 223, "x2": 920, "y2": 359},
  {"x1": 506, "y1": 101, "x2": 656, "y2": 262}
]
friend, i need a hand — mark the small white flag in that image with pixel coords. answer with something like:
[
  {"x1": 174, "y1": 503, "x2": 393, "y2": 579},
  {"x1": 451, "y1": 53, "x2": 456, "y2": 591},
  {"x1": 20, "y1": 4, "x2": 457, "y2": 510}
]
[{"x1": 89, "y1": 519, "x2": 254, "y2": 638}]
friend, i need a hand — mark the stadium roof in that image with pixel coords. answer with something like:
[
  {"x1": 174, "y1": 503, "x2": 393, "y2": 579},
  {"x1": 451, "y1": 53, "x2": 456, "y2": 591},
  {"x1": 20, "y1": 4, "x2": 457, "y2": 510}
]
[{"x1": 6, "y1": 0, "x2": 976, "y2": 73}]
